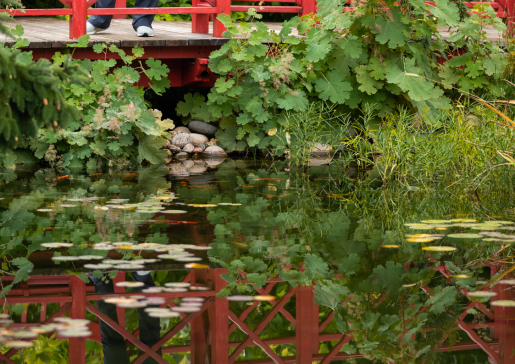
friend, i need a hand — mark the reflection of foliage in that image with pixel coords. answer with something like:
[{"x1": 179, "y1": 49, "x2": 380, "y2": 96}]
[{"x1": 198, "y1": 162, "x2": 515, "y2": 362}]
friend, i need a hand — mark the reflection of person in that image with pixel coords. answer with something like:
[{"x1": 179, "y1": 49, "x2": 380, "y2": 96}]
[
  {"x1": 88, "y1": 271, "x2": 162, "y2": 364},
  {"x1": 86, "y1": 0, "x2": 157, "y2": 37}
]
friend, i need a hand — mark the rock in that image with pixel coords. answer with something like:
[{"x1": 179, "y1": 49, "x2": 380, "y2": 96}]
[
  {"x1": 175, "y1": 152, "x2": 188, "y2": 159},
  {"x1": 203, "y1": 145, "x2": 227, "y2": 157},
  {"x1": 311, "y1": 143, "x2": 332, "y2": 156},
  {"x1": 167, "y1": 161, "x2": 187, "y2": 175},
  {"x1": 182, "y1": 159, "x2": 195, "y2": 169},
  {"x1": 309, "y1": 157, "x2": 332, "y2": 167},
  {"x1": 189, "y1": 133, "x2": 209, "y2": 147},
  {"x1": 173, "y1": 126, "x2": 191, "y2": 134},
  {"x1": 189, "y1": 164, "x2": 208, "y2": 174},
  {"x1": 188, "y1": 120, "x2": 217, "y2": 137},
  {"x1": 172, "y1": 134, "x2": 191, "y2": 149},
  {"x1": 169, "y1": 145, "x2": 181, "y2": 154},
  {"x1": 169, "y1": 131, "x2": 177, "y2": 138},
  {"x1": 193, "y1": 147, "x2": 203, "y2": 154},
  {"x1": 197, "y1": 143, "x2": 206, "y2": 151},
  {"x1": 205, "y1": 158, "x2": 226, "y2": 167},
  {"x1": 182, "y1": 143, "x2": 195, "y2": 153}
]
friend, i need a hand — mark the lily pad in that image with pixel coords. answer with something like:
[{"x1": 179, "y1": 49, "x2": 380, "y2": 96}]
[
  {"x1": 466, "y1": 291, "x2": 497, "y2": 298},
  {"x1": 447, "y1": 233, "x2": 482, "y2": 239},
  {"x1": 41, "y1": 242, "x2": 73, "y2": 248},
  {"x1": 83, "y1": 264, "x2": 113, "y2": 270},
  {"x1": 161, "y1": 210, "x2": 188, "y2": 214},
  {"x1": 115, "y1": 281, "x2": 145, "y2": 288},
  {"x1": 422, "y1": 246, "x2": 457, "y2": 252},
  {"x1": 491, "y1": 300, "x2": 515, "y2": 307},
  {"x1": 52, "y1": 256, "x2": 80, "y2": 261}
]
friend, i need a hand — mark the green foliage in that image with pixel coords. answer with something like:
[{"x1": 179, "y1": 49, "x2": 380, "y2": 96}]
[
  {"x1": 176, "y1": 1, "x2": 506, "y2": 151},
  {"x1": 31, "y1": 37, "x2": 173, "y2": 168},
  {"x1": 0, "y1": 14, "x2": 87, "y2": 152}
]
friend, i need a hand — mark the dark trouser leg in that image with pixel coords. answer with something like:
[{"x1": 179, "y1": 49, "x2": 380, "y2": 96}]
[
  {"x1": 88, "y1": 0, "x2": 116, "y2": 30},
  {"x1": 131, "y1": 272, "x2": 163, "y2": 364},
  {"x1": 89, "y1": 275, "x2": 131, "y2": 364},
  {"x1": 132, "y1": 0, "x2": 159, "y2": 30}
]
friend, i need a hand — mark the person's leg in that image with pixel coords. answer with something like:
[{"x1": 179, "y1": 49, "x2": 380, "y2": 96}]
[
  {"x1": 132, "y1": 0, "x2": 159, "y2": 31},
  {"x1": 131, "y1": 272, "x2": 163, "y2": 364},
  {"x1": 88, "y1": 0, "x2": 116, "y2": 30},
  {"x1": 89, "y1": 275, "x2": 131, "y2": 364}
]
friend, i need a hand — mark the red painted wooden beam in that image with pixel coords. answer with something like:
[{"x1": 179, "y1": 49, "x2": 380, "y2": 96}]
[
  {"x1": 87, "y1": 6, "x2": 217, "y2": 14},
  {"x1": 0, "y1": 9, "x2": 73, "y2": 15},
  {"x1": 230, "y1": 5, "x2": 302, "y2": 12}
]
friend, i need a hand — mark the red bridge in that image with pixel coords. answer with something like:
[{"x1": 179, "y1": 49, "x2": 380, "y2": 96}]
[{"x1": 0, "y1": 0, "x2": 510, "y2": 87}]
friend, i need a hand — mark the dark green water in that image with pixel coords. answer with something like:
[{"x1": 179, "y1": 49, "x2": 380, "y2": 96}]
[{"x1": 1, "y1": 159, "x2": 514, "y2": 363}]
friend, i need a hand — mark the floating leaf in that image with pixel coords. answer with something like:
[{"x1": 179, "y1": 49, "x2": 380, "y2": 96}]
[
  {"x1": 41, "y1": 242, "x2": 73, "y2": 248},
  {"x1": 447, "y1": 233, "x2": 482, "y2": 239},
  {"x1": 420, "y1": 220, "x2": 452, "y2": 224},
  {"x1": 164, "y1": 282, "x2": 190, "y2": 288},
  {"x1": 185, "y1": 263, "x2": 210, "y2": 269},
  {"x1": 491, "y1": 300, "x2": 515, "y2": 307},
  {"x1": 115, "y1": 281, "x2": 145, "y2": 288},
  {"x1": 171, "y1": 306, "x2": 202, "y2": 312},
  {"x1": 147, "y1": 310, "x2": 180, "y2": 318},
  {"x1": 83, "y1": 264, "x2": 113, "y2": 269},
  {"x1": 422, "y1": 246, "x2": 457, "y2": 252},
  {"x1": 78, "y1": 255, "x2": 104, "y2": 260},
  {"x1": 466, "y1": 291, "x2": 497, "y2": 298},
  {"x1": 454, "y1": 274, "x2": 471, "y2": 279},
  {"x1": 161, "y1": 210, "x2": 187, "y2": 214},
  {"x1": 254, "y1": 295, "x2": 276, "y2": 301},
  {"x1": 406, "y1": 238, "x2": 437, "y2": 243},
  {"x1": 52, "y1": 256, "x2": 80, "y2": 261},
  {"x1": 6, "y1": 341, "x2": 34, "y2": 348},
  {"x1": 37, "y1": 209, "x2": 56, "y2": 212}
]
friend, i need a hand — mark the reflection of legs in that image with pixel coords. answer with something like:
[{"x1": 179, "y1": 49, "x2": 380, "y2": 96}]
[
  {"x1": 132, "y1": 0, "x2": 159, "y2": 30},
  {"x1": 88, "y1": 0, "x2": 116, "y2": 30},
  {"x1": 131, "y1": 272, "x2": 163, "y2": 364},
  {"x1": 89, "y1": 276, "x2": 131, "y2": 364}
]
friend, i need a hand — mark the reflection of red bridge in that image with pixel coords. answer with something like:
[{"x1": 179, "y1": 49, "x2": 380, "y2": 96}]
[{"x1": 0, "y1": 264, "x2": 514, "y2": 364}]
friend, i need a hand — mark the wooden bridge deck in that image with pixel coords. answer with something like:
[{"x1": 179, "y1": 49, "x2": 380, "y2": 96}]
[
  {"x1": 2, "y1": 17, "x2": 506, "y2": 49},
  {"x1": 2, "y1": 17, "x2": 294, "y2": 48}
]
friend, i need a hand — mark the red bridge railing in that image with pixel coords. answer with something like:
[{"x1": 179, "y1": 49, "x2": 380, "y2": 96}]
[{"x1": 0, "y1": 0, "x2": 314, "y2": 39}]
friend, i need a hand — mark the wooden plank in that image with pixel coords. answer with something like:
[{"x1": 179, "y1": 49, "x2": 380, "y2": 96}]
[{"x1": 2, "y1": 18, "x2": 505, "y2": 48}]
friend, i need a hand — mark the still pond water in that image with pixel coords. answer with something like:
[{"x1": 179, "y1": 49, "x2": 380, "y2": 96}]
[{"x1": 0, "y1": 158, "x2": 514, "y2": 364}]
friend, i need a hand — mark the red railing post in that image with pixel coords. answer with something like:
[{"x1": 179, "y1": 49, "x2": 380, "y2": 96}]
[
  {"x1": 191, "y1": 269, "x2": 209, "y2": 364},
  {"x1": 506, "y1": 0, "x2": 515, "y2": 35},
  {"x1": 69, "y1": 275, "x2": 87, "y2": 364},
  {"x1": 70, "y1": 0, "x2": 87, "y2": 38},
  {"x1": 114, "y1": 0, "x2": 127, "y2": 19},
  {"x1": 208, "y1": 268, "x2": 228, "y2": 364},
  {"x1": 213, "y1": 0, "x2": 230, "y2": 37},
  {"x1": 301, "y1": 0, "x2": 316, "y2": 16},
  {"x1": 192, "y1": 0, "x2": 209, "y2": 33},
  {"x1": 492, "y1": 275, "x2": 515, "y2": 364},
  {"x1": 296, "y1": 285, "x2": 315, "y2": 364}
]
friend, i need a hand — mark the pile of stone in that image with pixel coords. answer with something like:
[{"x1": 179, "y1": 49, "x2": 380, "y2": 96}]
[{"x1": 164, "y1": 121, "x2": 227, "y2": 158}]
